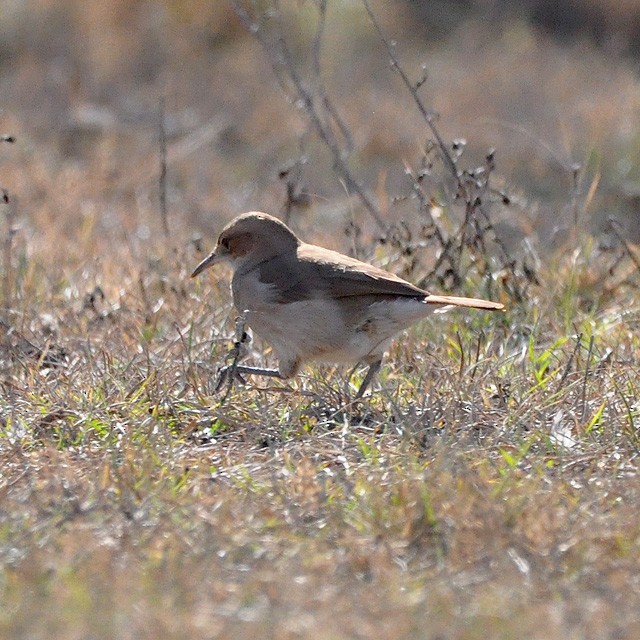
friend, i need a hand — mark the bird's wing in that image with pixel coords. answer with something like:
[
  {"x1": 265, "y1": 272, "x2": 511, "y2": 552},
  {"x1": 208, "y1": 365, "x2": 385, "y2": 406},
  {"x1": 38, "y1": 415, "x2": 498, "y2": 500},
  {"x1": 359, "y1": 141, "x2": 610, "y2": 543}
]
[{"x1": 256, "y1": 243, "x2": 428, "y2": 304}]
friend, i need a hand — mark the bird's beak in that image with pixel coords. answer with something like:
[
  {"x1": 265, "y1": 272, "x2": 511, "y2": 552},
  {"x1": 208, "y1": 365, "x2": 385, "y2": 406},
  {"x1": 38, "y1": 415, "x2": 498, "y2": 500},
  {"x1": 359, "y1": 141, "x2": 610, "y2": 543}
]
[{"x1": 190, "y1": 247, "x2": 225, "y2": 278}]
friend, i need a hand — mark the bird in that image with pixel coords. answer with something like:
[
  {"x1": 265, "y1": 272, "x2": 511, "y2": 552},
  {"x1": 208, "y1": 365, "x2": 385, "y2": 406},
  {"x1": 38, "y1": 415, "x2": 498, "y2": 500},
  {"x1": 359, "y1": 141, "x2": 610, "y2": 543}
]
[{"x1": 191, "y1": 211, "x2": 504, "y2": 397}]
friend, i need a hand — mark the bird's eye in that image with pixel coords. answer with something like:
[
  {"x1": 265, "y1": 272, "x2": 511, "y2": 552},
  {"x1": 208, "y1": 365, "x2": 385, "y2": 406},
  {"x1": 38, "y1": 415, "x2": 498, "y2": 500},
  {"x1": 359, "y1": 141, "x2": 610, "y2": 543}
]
[{"x1": 220, "y1": 237, "x2": 230, "y2": 250}]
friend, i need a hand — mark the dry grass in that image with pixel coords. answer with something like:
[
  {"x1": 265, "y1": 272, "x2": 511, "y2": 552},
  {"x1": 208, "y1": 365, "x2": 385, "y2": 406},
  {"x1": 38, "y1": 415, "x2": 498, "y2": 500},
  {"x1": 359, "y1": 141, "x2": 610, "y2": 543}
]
[{"x1": 2, "y1": 1, "x2": 640, "y2": 639}]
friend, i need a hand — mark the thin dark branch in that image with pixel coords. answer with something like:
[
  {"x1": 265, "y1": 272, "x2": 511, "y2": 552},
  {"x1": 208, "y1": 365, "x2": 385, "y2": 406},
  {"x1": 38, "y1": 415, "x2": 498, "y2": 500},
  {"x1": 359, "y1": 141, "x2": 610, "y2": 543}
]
[
  {"x1": 309, "y1": 0, "x2": 353, "y2": 151},
  {"x1": 158, "y1": 96, "x2": 169, "y2": 238},
  {"x1": 580, "y1": 335, "x2": 595, "y2": 422},
  {"x1": 402, "y1": 161, "x2": 447, "y2": 249},
  {"x1": 231, "y1": 0, "x2": 386, "y2": 230},
  {"x1": 609, "y1": 217, "x2": 640, "y2": 274},
  {"x1": 557, "y1": 333, "x2": 582, "y2": 390},
  {"x1": 2, "y1": 201, "x2": 16, "y2": 312},
  {"x1": 361, "y1": 0, "x2": 464, "y2": 198}
]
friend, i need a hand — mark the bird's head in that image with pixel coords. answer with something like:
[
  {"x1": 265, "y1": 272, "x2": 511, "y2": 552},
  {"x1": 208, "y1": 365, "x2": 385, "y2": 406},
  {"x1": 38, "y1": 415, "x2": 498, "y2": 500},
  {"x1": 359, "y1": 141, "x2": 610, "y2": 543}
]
[{"x1": 190, "y1": 211, "x2": 300, "y2": 277}]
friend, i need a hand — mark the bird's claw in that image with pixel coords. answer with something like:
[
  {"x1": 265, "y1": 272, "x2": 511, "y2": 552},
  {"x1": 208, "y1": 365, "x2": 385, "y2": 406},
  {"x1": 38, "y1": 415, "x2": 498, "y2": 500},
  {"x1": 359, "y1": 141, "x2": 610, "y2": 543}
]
[
  {"x1": 214, "y1": 313, "x2": 251, "y2": 398},
  {"x1": 214, "y1": 363, "x2": 247, "y2": 392}
]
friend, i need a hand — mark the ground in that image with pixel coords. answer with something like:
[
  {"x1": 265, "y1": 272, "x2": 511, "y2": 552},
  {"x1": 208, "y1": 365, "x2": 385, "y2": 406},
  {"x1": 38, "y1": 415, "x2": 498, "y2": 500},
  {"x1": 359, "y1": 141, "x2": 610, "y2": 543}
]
[{"x1": 1, "y1": 1, "x2": 640, "y2": 639}]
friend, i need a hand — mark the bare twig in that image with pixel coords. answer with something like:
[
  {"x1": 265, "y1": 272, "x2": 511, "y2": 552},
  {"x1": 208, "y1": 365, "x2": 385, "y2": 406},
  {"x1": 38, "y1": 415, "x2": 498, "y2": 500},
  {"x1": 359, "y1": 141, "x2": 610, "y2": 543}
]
[
  {"x1": 158, "y1": 96, "x2": 169, "y2": 237},
  {"x1": 557, "y1": 333, "x2": 582, "y2": 390},
  {"x1": 1, "y1": 135, "x2": 14, "y2": 205},
  {"x1": 230, "y1": 0, "x2": 385, "y2": 230},
  {"x1": 362, "y1": 0, "x2": 463, "y2": 196},
  {"x1": 1, "y1": 200, "x2": 17, "y2": 312},
  {"x1": 361, "y1": 2, "x2": 526, "y2": 300},
  {"x1": 580, "y1": 335, "x2": 595, "y2": 422},
  {"x1": 609, "y1": 217, "x2": 640, "y2": 274},
  {"x1": 310, "y1": 0, "x2": 353, "y2": 152},
  {"x1": 279, "y1": 145, "x2": 310, "y2": 224}
]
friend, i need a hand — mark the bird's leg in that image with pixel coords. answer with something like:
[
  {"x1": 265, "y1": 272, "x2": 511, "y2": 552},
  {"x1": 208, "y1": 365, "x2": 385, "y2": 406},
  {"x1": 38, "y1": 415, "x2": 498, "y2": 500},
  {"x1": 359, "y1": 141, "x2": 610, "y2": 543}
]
[
  {"x1": 216, "y1": 314, "x2": 250, "y2": 400},
  {"x1": 216, "y1": 313, "x2": 283, "y2": 401},
  {"x1": 352, "y1": 359, "x2": 382, "y2": 399},
  {"x1": 216, "y1": 364, "x2": 282, "y2": 390}
]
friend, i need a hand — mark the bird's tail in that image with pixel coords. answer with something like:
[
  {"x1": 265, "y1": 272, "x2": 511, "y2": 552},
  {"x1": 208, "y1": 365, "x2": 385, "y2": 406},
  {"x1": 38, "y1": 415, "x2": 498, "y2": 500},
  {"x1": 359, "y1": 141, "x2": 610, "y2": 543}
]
[{"x1": 425, "y1": 294, "x2": 504, "y2": 311}]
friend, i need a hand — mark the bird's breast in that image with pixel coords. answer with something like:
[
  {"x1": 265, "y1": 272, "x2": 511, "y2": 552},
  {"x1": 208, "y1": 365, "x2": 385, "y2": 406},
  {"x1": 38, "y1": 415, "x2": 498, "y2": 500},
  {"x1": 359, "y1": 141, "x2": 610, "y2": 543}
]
[{"x1": 231, "y1": 269, "x2": 279, "y2": 313}]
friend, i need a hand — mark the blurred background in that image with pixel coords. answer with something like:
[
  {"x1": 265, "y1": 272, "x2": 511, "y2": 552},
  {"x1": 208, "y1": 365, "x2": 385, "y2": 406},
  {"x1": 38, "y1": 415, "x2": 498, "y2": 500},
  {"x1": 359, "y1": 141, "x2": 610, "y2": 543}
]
[{"x1": 1, "y1": 0, "x2": 640, "y2": 267}]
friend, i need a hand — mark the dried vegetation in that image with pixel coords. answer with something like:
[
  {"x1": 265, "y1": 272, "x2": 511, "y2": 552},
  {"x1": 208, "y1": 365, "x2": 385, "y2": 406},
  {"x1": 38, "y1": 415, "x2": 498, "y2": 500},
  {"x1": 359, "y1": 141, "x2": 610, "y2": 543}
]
[{"x1": 1, "y1": 1, "x2": 640, "y2": 639}]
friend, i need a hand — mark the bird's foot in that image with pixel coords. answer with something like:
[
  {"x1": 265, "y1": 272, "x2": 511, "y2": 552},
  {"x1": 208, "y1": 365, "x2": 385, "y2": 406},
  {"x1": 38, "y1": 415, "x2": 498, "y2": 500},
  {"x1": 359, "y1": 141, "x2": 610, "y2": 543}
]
[
  {"x1": 215, "y1": 314, "x2": 252, "y2": 401},
  {"x1": 214, "y1": 363, "x2": 247, "y2": 392},
  {"x1": 216, "y1": 362, "x2": 283, "y2": 403}
]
